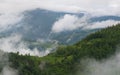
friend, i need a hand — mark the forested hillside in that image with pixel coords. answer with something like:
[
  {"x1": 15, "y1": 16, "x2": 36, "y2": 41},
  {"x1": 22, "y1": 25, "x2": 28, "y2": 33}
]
[{"x1": 8, "y1": 24, "x2": 120, "y2": 75}]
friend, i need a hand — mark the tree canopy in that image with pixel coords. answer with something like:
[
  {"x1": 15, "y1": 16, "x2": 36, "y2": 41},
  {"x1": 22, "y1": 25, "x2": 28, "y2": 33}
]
[{"x1": 8, "y1": 24, "x2": 120, "y2": 75}]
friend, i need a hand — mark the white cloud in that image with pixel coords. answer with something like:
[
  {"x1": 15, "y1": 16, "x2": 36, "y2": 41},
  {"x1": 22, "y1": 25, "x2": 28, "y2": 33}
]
[
  {"x1": 80, "y1": 47, "x2": 120, "y2": 75},
  {"x1": 52, "y1": 14, "x2": 120, "y2": 33},
  {"x1": 0, "y1": 34, "x2": 57, "y2": 57},
  {"x1": 52, "y1": 14, "x2": 89, "y2": 33},
  {"x1": 84, "y1": 20, "x2": 120, "y2": 29},
  {"x1": 0, "y1": 66, "x2": 18, "y2": 75},
  {"x1": 52, "y1": 14, "x2": 79, "y2": 33},
  {"x1": 0, "y1": 14, "x2": 23, "y2": 32}
]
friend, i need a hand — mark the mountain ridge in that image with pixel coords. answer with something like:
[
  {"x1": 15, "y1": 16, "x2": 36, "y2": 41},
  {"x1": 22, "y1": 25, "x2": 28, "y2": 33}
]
[{"x1": 7, "y1": 24, "x2": 120, "y2": 75}]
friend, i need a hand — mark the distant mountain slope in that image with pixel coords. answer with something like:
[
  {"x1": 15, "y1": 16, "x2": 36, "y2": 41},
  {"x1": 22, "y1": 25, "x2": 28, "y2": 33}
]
[
  {"x1": 9, "y1": 24, "x2": 120, "y2": 75},
  {"x1": 1, "y1": 9, "x2": 120, "y2": 45}
]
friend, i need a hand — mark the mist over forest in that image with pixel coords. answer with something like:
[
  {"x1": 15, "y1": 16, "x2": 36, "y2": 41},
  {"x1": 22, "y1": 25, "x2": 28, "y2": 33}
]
[{"x1": 0, "y1": 0, "x2": 120, "y2": 75}]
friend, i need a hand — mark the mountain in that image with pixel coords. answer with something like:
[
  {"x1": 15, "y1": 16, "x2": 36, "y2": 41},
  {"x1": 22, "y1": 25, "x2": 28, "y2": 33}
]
[
  {"x1": 1, "y1": 9, "x2": 120, "y2": 45},
  {"x1": 0, "y1": 9, "x2": 120, "y2": 51},
  {"x1": 8, "y1": 24, "x2": 120, "y2": 75}
]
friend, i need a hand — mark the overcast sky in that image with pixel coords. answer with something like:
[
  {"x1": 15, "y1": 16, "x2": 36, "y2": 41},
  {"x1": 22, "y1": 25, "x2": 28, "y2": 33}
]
[{"x1": 0, "y1": 0, "x2": 120, "y2": 32}]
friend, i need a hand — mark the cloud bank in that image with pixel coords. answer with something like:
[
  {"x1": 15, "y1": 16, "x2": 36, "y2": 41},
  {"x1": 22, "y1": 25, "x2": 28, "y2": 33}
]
[
  {"x1": 79, "y1": 47, "x2": 120, "y2": 75},
  {"x1": 0, "y1": 34, "x2": 57, "y2": 57},
  {"x1": 83, "y1": 20, "x2": 120, "y2": 30},
  {"x1": 52, "y1": 14, "x2": 120, "y2": 33}
]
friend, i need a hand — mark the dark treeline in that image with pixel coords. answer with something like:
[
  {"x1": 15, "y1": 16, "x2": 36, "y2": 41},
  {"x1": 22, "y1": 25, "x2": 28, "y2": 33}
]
[{"x1": 9, "y1": 24, "x2": 120, "y2": 75}]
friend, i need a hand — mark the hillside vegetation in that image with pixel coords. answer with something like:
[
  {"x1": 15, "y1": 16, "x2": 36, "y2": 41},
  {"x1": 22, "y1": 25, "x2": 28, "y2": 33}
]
[{"x1": 9, "y1": 24, "x2": 120, "y2": 75}]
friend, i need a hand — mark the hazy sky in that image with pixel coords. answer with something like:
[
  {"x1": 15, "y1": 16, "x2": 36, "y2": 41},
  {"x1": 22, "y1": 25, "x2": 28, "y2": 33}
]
[{"x1": 0, "y1": 0, "x2": 120, "y2": 15}]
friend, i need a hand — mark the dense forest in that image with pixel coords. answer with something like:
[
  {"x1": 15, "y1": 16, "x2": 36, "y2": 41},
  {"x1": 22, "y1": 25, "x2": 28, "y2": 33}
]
[{"x1": 5, "y1": 24, "x2": 120, "y2": 75}]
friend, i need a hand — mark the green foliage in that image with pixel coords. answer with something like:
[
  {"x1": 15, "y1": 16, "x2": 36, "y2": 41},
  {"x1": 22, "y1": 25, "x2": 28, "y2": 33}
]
[{"x1": 9, "y1": 24, "x2": 120, "y2": 75}]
